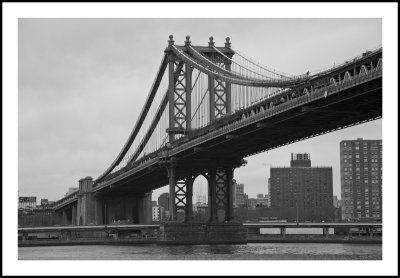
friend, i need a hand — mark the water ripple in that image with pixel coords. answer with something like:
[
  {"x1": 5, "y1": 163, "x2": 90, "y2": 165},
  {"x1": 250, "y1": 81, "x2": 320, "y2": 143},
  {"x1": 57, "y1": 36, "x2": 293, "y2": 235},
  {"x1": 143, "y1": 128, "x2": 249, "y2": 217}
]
[{"x1": 18, "y1": 243, "x2": 382, "y2": 260}]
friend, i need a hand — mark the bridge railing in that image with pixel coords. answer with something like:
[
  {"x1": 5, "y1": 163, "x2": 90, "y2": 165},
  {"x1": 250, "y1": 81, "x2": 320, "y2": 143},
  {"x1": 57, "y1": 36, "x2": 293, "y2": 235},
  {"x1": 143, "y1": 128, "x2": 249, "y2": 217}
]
[{"x1": 53, "y1": 191, "x2": 78, "y2": 210}]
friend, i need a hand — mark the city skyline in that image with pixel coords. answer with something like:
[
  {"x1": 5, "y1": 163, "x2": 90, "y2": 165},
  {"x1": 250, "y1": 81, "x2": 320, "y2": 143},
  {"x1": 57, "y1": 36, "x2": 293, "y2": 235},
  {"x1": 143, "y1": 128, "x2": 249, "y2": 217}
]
[
  {"x1": 153, "y1": 127, "x2": 382, "y2": 203},
  {"x1": 17, "y1": 18, "x2": 382, "y2": 203}
]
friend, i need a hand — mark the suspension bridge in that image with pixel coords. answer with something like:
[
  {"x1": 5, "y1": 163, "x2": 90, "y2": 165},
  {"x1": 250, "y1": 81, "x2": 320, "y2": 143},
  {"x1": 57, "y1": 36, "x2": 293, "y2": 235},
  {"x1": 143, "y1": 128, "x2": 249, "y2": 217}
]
[{"x1": 51, "y1": 36, "x2": 382, "y2": 239}]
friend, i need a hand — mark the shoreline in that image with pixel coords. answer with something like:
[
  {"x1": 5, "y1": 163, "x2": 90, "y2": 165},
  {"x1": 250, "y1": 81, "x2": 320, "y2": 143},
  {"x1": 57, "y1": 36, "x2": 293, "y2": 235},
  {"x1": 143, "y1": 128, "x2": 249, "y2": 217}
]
[{"x1": 18, "y1": 237, "x2": 382, "y2": 247}]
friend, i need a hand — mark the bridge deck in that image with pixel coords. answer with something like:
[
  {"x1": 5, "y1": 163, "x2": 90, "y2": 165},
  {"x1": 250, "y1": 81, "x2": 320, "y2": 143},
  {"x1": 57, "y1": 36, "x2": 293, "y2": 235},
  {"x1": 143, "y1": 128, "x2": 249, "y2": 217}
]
[{"x1": 93, "y1": 68, "x2": 381, "y2": 195}]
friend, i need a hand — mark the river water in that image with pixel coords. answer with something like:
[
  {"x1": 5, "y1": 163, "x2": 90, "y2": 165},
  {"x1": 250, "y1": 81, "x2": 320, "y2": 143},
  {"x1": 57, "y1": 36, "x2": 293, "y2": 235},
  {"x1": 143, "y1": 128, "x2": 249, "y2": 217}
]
[{"x1": 18, "y1": 243, "x2": 381, "y2": 260}]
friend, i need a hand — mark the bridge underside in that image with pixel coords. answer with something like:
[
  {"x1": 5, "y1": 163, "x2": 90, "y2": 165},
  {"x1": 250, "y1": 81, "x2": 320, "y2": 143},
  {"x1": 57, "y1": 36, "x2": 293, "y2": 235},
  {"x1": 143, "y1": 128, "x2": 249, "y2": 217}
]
[
  {"x1": 208, "y1": 77, "x2": 382, "y2": 159},
  {"x1": 96, "y1": 76, "x2": 381, "y2": 197}
]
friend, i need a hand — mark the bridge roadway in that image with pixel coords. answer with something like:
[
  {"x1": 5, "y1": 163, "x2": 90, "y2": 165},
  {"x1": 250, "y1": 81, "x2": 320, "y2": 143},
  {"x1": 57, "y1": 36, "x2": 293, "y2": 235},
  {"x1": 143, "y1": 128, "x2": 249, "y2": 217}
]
[{"x1": 92, "y1": 52, "x2": 382, "y2": 197}]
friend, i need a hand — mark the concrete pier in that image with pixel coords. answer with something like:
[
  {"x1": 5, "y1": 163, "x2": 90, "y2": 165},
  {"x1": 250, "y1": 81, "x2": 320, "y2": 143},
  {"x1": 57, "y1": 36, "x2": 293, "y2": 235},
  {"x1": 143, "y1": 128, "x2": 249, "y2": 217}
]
[{"x1": 158, "y1": 222, "x2": 247, "y2": 244}]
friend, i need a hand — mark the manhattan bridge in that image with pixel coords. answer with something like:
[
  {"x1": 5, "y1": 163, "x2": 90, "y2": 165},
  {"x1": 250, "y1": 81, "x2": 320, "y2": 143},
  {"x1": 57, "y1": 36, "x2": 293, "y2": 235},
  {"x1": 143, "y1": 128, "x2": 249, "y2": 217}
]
[{"x1": 51, "y1": 35, "x2": 382, "y2": 233}]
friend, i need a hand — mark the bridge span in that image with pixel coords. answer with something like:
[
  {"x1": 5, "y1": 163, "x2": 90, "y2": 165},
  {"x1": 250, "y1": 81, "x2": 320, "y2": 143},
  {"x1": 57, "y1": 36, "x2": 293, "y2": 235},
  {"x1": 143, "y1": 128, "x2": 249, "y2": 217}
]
[{"x1": 50, "y1": 36, "x2": 381, "y2": 240}]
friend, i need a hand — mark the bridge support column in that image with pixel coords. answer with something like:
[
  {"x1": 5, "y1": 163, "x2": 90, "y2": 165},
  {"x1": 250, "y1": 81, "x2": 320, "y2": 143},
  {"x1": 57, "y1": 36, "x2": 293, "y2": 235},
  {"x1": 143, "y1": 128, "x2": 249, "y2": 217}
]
[
  {"x1": 94, "y1": 197, "x2": 103, "y2": 225},
  {"x1": 71, "y1": 205, "x2": 77, "y2": 226},
  {"x1": 225, "y1": 167, "x2": 235, "y2": 222},
  {"x1": 137, "y1": 192, "x2": 152, "y2": 224},
  {"x1": 207, "y1": 166, "x2": 236, "y2": 223},
  {"x1": 166, "y1": 163, "x2": 195, "y2": 223},
  {"x1": 168, "y1": 166, "x2": 177, "y2": 221},
  {"x1": 62, "y1": 210, "x2": 67, "y2": 225},
  {"x1": 125, "y1": 197, "x2": 134, "y2": 224},
  {"x1": 184, "y1": 178, "x2": 194, "y2": 222},
  {"x1": 208, "y1": 169, "x2": 218, "y2": 223}
]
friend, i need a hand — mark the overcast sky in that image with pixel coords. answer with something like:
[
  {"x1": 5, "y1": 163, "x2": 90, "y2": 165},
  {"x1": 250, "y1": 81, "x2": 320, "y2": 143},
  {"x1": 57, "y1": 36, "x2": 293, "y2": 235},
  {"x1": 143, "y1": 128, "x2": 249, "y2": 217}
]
[{"x1": 18, "y1": 18, "x2": 382, "y2": 203}]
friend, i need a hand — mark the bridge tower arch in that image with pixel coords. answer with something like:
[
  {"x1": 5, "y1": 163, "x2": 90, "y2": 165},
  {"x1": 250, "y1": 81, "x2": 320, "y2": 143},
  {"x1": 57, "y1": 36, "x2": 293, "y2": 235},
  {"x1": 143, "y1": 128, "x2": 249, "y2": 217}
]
[
  {"x1": 166, "y1": 158, "x2": 245, "y2": 223},
  {"x1": 192, "y1": 174, "x2": 209, "y2": 222}
]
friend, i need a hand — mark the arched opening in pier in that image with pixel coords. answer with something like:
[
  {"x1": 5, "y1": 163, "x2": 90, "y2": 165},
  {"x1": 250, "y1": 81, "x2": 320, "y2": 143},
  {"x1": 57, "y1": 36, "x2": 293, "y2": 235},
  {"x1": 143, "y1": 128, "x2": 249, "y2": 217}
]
[{"x1": 192, "y1": 175, "x2": 209, "y2": 222}]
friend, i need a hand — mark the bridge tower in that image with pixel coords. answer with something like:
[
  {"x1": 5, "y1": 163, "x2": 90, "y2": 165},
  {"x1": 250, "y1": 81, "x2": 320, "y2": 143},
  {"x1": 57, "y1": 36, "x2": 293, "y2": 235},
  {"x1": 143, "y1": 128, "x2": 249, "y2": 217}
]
[
  {"x1": 165, "y1": 35, "x2": 234, "y2": 143},
  {"x1": 163, "y1": 36, "x2": 239, "y2": 223}
]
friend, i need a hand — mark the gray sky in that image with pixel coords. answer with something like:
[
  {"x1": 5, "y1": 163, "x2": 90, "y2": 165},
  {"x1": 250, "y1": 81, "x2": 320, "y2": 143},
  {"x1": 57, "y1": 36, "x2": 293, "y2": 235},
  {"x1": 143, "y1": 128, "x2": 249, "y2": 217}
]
[{"x1": 18, "y1": 18, "x2": 382, "y2": 203}]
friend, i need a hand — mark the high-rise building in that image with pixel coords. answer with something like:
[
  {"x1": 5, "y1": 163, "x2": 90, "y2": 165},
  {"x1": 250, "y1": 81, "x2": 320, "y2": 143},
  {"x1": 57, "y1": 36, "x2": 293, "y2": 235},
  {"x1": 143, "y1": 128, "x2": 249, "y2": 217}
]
[
  {"x1": 152, "y1": 205, "x2": 164, "y2": 222},
  {"x1": 267, "y1": 179, "x2": 272, "y2": 207},
  {"x1": 340, "y1": 138, "x2": 382, "y2": 221},
  {"x1": 269, "y1": 153, "x2": 334, "y2": 221},
  {"x1": 158, "y1": 192, "x2": 169, "y2": 220},
  {"x1": 158, "y1": 193, "x2": 169, "y2": 211},
  {"x1": 233, "y1": 180, "x2": 245, "y2": 208}
]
